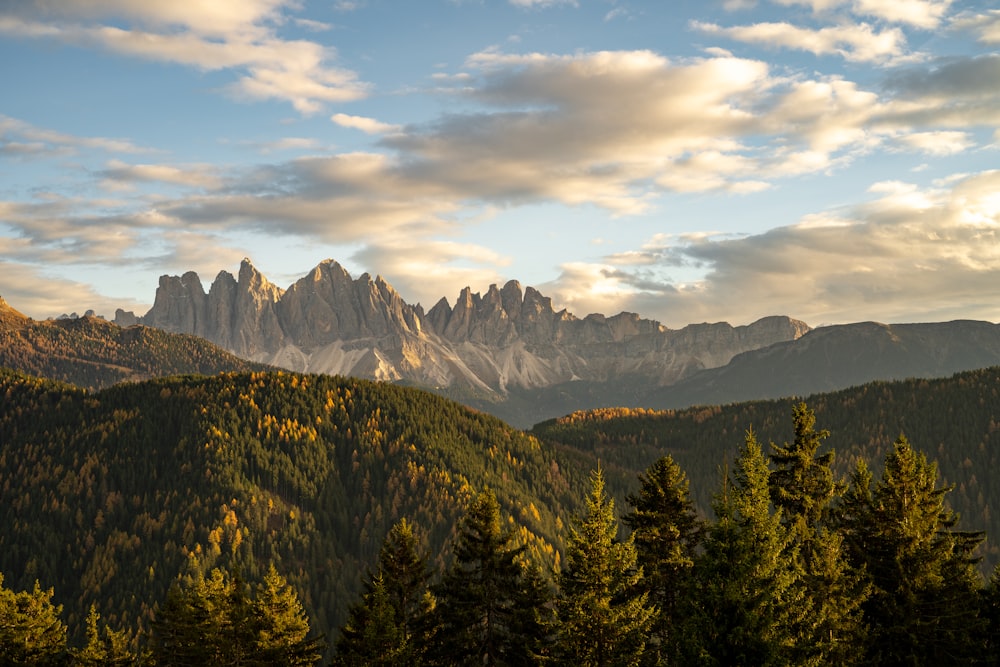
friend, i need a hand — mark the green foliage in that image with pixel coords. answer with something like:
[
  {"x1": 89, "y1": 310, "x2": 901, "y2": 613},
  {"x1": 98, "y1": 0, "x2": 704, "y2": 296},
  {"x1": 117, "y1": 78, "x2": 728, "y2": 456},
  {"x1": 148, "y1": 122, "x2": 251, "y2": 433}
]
[
  {"x1": 690, "y1": 429, "x2": 813, "y2": 667},
  {"x1": 0, "y1": 315, "x2": 268, "y2": 389},
  {"x1": 335, "y1": 519, "x2": 434, "y2": 665},
  {"x1": 0, "y1": 368, "x2": 585, "y2": 659},
  {"x1": 428, "y1": 489, "x2": 555, "y2": 665},
  {"x1": 532, "y1": 366, "x2": 1000, "y2": 571},
  {"x1": 838, "y1": 436, "x2": 985, "y2": 664},
  {"x1": 622, "y1": 455, "x2": 702, "y2": 665},
  {"x1": 73, "y1": 604, "x2": 141, "y2": 666},
  {"x1": 768, "y1": 403, "x2": 868, "y2": 665},
  {"x1": 150, "y1": 559, "x2": 324, "y2": 666},
  {"x1": 0, "y1": 572, "x2": 68, "y2": 665},
  {"x1": 556, "y1": 468, "x2": 654, "y2": 667}
]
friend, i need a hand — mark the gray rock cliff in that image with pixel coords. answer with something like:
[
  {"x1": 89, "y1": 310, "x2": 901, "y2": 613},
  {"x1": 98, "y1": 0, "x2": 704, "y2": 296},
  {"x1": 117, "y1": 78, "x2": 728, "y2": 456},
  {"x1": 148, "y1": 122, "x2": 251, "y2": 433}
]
[{"x1": 119, "y1": 258, "x2": 810, "y2": 397}]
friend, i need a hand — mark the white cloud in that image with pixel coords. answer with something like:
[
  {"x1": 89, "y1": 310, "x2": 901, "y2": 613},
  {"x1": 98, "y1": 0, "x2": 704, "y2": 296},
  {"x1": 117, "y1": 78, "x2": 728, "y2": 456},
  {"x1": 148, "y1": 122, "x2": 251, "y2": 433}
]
[
  {"x1": 0, "y1": 260, "x2": 146, "y2": 319},
  {"x1": 895, "y1": 130, "x2": 974, "y2": 155},
  {"x1": 353, "y1": 240, "x2": 511, "y2": 308},
  {"x1": 548, "y1": 170, "x2": 1000, "y2": 327},
  {"x1": 99, "y1": 160, "x2": 223, "y2": 190},
  {"x1": 773, "y1": 0, "x2": 953, "y2": 28},
  {"x1": 692, "y1": 20, "x2": 909, "y2": 64},
  {"x1": 852, "y1": 0, "x2": 953, "y2": 29},
  {"x1": 951, "y1": 10, "x2": 1000, "y2": 44},
  {"x1": 0, "y1": 3, "x2": 367, "y2": 114},
  {"x1": 331, "y1": 113, "x2": 402, "y2": 135}
]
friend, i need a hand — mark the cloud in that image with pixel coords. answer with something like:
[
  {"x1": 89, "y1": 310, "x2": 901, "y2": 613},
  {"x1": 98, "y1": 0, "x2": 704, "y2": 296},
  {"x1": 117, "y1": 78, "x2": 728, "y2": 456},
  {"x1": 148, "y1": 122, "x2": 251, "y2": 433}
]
[
  {"x1": 851, "y1": 0, "x2": 953, "y2": 29},
  {"x1": 692, "y1": 20, "x2": 909, "y2": 64},
  {"x1": 894, "y1": 130, "x2": 973, "y2": 155},
  {"x1": 99, "y1": 160, "x2": 223, "y2": 190},
  {"x1": 352, "y1": 240, "x2": 511, "y2": 308},
  {"x1": 0, "y1": 260, "x2": 147, "y2": 319},
  {"x1": 331, "y1": 113, "x2": 402, "y2": 135},
  {"x1": 0, "y1": 3, "x2": 367, "y2": 114},
  {"x1": 251, "y1": 137, "x2": 325, "y2": 153},
  {"x1": 0, "y1": 115, "x2": 147, "y2": 158},
  {"x1": 951, "y1": 10, "x2": 1000, "y2": 44},
  {"x1": 773, "y1": 0, "x2": 954, "y2": 28},
  {"x1": 543, "y1": 170, "x2": 1000, "y2": 327},
  {"x1": 508, "y1": 0, "x2": 579, "y2": 8}
]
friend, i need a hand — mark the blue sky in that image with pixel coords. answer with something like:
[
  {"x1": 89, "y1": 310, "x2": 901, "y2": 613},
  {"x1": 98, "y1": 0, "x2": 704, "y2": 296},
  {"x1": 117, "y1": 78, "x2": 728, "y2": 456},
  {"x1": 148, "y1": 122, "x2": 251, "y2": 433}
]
[{"x1": 1, "y1": 0, "x2": 999, "y2": 328}]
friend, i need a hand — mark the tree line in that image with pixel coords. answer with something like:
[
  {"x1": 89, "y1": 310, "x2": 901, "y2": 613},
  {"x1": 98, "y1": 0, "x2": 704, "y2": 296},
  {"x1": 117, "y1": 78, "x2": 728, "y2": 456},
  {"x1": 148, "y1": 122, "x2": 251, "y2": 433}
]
[{"x1": 5, "y1": 403, "x2": 1000, "y2": 665}]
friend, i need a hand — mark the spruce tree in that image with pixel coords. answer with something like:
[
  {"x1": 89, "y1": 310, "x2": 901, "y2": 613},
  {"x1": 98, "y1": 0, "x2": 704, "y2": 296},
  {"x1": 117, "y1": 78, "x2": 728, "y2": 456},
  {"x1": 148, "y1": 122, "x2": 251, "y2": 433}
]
[
  {"x1": 74, "y1": 604, "x2": 138, "y2": 666},
  {"x1": 152, "y1": 560, "x2": 323, "y2": 666},
  {"x1": 691, "y1": 428, "x2": 814, "y2": 666},
  {"x1": 557, "y1": 467, "x2": 654, "y2": 667},
  {"x1": 838, "y1": 436, "x2": 985, "y2": 665},
  {"x1": 428, "y1": 489, "x2": 552, "y2": 666},
  {"x1": 0, "y1": 573, "x2": 68, "y2": 666},
  {"x1": 252, "y1": 564, "x2": 326, "y2": 666},
  {"x1": 335, "y1": 519, "x2": 434, "y2": 665},
  {"x1": 768, "y1": 403, "x2": 868, "y2": 665},
  {"x1": 622, "y1": 455, "x2": 702, "y2": 664}
]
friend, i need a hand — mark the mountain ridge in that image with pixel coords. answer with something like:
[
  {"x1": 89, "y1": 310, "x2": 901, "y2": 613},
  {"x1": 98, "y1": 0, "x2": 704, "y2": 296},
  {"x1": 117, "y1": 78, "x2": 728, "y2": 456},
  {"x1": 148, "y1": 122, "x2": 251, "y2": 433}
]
[{"x1": 115, "y1": 258, "x2": 810, "y2": 399}]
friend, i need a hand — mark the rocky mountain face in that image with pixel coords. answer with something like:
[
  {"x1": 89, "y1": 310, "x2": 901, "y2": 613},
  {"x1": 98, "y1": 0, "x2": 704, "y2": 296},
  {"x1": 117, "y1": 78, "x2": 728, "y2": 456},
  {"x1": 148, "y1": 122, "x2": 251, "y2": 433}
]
[
  {"x1": 116, "y1": 259, "x2": 810, "y2": 399},
  {"x1": 648, "y1": 319, "x2": 1000, "y2": 410}
]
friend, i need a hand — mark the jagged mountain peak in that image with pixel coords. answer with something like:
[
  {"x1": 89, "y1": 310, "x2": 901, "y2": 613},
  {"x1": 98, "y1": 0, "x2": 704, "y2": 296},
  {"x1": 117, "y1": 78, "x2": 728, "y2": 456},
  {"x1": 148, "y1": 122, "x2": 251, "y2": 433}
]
[{"x1": 120, "y1": 259, "x2": 810, "y2": 410}]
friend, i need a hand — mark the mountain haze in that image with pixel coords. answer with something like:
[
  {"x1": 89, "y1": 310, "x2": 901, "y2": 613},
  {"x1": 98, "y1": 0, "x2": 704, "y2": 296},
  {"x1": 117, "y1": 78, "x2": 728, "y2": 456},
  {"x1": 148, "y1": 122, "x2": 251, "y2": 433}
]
[{"x1": 648, "y1": 319, "x2": 1000, "y2": 409}]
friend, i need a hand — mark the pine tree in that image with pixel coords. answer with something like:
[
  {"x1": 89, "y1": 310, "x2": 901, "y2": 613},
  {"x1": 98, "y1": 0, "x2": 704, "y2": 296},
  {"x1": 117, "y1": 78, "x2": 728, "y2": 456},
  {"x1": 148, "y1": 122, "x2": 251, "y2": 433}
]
[
  {"x1": 622, "y1": 455, "x2": 702, "y2": 664},
  {"x1": 557, "y1": 467, "x2": 654, "y2": 667},
  {"x1": 691, "y1": 428, "x2": 814, "y2": 667},
  {"x1": 427, "y1": 488, "x2": 552, "y2": 666},
  {"x1": 73, "y1": 604, "x2": 137, "y2": 666},
  {"x1": 253, "y1": 564, "x2": 326, "y2": 666},
  {"x1": 838, "y1": 436, "x2": 985, "y2": 665},
  {"x1": 980, "y1": 564, "x2": 1000, "y2": 665},
  {"x1": 769, "y1": 402, "x2": 838, "y2": 532},
  {"x1": 768, "y1": 403, "x2": 868, "y2": 665},
  {"x1": 335, "y1": 520, "x2": 434, "y2": 666},
  {"x1": 0, "y1": 573, "x2": 68, "y2": 666},
  {"x1": 152, "y1": 560, "x2": 323, "y2": 666}
]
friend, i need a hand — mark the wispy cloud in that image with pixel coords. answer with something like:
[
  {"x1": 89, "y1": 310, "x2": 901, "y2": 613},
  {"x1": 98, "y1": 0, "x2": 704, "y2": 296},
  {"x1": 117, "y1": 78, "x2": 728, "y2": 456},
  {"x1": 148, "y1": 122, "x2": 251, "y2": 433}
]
[
  {"x1": 0, "y1": 115, "x2": 148, "y2": 158},
  {"x1": 692, "y1": 20, "x2": 911, "y2": 64},
  {"x1": 0, "y1": 2, "x2": 367, "y2": 114},
  {"x1": 774, "y1": 0, "x2": 954, "y2": 29}
]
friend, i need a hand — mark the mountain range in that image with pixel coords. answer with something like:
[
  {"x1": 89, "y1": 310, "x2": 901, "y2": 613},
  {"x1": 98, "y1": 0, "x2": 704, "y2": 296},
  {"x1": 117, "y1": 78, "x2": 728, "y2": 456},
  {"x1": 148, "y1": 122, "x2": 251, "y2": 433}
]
[{"x1": 113, "y1": 258, "x2": 1000, "y2": 427}]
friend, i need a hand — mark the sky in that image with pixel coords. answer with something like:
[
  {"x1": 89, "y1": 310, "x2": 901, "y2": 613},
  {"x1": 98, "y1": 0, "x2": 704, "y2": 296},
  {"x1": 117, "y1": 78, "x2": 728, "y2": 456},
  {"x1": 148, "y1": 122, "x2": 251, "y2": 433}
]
[{"x1": 1, "y1": 0, "x2": 999, "y2": 328}]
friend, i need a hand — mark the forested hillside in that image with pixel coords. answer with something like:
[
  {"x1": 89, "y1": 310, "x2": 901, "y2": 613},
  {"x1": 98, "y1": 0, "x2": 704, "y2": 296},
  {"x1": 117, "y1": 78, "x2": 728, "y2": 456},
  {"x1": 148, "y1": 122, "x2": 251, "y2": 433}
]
[
  {"x1": 0, "y1": 369, "x2": 589, "y2": 651},
  {"x1": 0, "y1": 302, "x2": 269, "y2": 388},
  {"x1": 533, "y1": 365, "x2": 1000, "y2": 566}
]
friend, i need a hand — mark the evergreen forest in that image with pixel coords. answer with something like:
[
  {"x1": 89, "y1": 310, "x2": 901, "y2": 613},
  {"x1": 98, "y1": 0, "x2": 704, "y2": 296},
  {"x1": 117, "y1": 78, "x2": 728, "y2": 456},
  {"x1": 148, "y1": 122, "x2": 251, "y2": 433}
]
[{"x1": 3, "y1": 360, "x2": 1000, "y2": 663}]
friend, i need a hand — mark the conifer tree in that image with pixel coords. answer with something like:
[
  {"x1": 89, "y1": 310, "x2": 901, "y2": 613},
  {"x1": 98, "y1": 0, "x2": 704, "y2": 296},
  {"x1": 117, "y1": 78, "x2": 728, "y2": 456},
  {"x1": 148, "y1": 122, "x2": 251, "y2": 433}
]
[
  {"x1": 73, "y1": 604, "x2": 138, "y2": 666},
  {"x1": 427, "y1": 489, "x2": 552, "y2": 666},
  {"x1": 838, "y1": 436, "x2": 985, "y2": 665},
  {"x1": 980, "y1": 564, "x2": 1000, "y2": 664},
  {"x1": 253, "y1": 564, "x2": 326, "y2": 666},
  {"x1": 691, "y1": 428, "x2": 814, "y2": 667},
  {"x1": 622, "y1": 455, "x2": 702, "y2": 664},
  {"x1": 557, "y1": 467, "x2": 654, "y2": 667},
  {"x1": 335, "y1": 519, "x2": 434, "y2": 665},
  {"x1": 152, "y1": 560, "x2": 323, "y2": 666},
  {"x1": 0, "y1": 573, "x2": 68, "y2": 666},
  {"x1": 768, "y1": 404, "x2": 868, "y2": 665}
]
